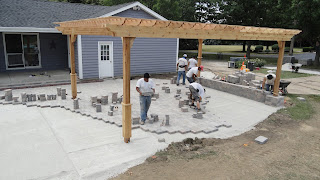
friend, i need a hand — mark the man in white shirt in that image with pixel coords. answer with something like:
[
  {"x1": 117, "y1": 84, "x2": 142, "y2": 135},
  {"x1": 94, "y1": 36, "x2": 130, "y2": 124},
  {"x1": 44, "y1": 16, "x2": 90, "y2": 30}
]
[
  {"x1": 186, "y1": 66, "x2": 203, "y2": 83},
  {"x1": 262, "y1": 73, "x2": 276, "y2": 92},
  {"x1": 188, "y1": 56, "x2": 198, "y2": 70},
  {"x1": 176, "y1": 54, "x2": 188, "y2": 86},
  {"x1": 189, "y1": 82, "x2": 205, "y2": 111},
  {"x1": 136, "y1": 73, "x2": 155, "y2": 125}
]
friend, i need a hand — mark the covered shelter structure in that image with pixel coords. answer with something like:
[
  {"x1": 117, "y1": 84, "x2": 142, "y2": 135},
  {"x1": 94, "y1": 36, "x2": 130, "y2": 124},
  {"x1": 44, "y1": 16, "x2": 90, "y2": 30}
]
[{"x1": 55, "y1": 16, "x2": 301, "y2": 143}]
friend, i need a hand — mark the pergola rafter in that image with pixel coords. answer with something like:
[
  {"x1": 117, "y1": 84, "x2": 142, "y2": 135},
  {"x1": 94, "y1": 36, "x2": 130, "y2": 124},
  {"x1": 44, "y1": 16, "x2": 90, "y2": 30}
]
[{"x1": 55, "y1": 16, "x2": 301, "y2": 143}]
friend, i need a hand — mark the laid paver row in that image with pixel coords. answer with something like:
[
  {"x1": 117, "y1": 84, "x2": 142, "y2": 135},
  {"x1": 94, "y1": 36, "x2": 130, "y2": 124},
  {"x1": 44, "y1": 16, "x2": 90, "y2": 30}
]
[{"x1": 0, "y1": 101, "x2": 231, "y2": 135}]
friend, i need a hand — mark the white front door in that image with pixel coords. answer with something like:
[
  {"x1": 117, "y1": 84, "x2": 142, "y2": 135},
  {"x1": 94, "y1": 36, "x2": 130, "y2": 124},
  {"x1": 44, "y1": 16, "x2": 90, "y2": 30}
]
[{"x1": 98, "y1": 41, "x2": 113, "y2": 78}]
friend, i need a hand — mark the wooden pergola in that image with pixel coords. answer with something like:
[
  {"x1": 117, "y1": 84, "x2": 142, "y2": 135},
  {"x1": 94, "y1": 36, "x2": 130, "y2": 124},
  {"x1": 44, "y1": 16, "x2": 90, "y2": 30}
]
[{"x1": 55, "y1": 16, "x2": 301, "y2": 143}]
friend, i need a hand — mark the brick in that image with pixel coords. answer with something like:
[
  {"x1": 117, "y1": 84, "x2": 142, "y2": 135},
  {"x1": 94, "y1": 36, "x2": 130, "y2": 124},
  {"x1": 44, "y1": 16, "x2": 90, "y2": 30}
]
[
  {"x1": 73, "y1": 99, "x2": 79, "y2": 109},
  {"x1": 227, "y1": 75, "x2": 240, "y2": 84},
  {"x1": 181, "y1": 107, "x2": 188, "y2": 112},
  {"x1": 255, "y1": 136, "x2": 268, "y2": 144},
  {"x1": 57, "y1": 87, "x2": 61, "y2": 96},
  {"x1": 108, "y1": 111, "x2": 113, "y2": 116},
  {"x1": 112, "y1": 92, "x2": 118, "y2": 103},
  {"x1": 265, "y1": 95, "x2": 284, "y2": 107},
  {"x1": 132, "y1": 117, "x2": 140, "y2": 125},
  {"x1": 165, "y1": 115, "x2": 169, "y2": 126},
  {"x1": 101, "y1": 96, "x2": 108, "y2": 105},
  {"x1": 12, "y1": 97, "x2": 19, "y2": 102},
  {"x1": 96, "y1": 103, "x2": 102, "y2": 112}
]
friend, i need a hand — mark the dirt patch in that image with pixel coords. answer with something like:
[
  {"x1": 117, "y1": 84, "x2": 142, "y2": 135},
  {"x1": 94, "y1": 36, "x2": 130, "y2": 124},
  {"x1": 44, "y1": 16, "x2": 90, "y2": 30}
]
[{"x1": 112, "y1": 98, "x2": 320, "y2": 180}]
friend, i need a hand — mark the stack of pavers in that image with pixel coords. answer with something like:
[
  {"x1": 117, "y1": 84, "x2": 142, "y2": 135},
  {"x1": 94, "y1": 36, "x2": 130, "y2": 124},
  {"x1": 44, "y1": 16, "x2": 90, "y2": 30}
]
[{"x1": 228, "y1": 72, "x2": 256, "y2": 87}]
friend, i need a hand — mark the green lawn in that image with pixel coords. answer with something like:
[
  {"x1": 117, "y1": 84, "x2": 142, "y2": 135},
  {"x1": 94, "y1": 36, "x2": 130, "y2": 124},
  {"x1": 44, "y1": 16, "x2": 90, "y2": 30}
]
[
  {"x1": 179, "y1": 52, "x2": 279, "y2": 65},
  {"x1": 202, "y1": 45, "x2": 303, "y2": 53},
  {"x1": 278, "y1": 94, "x2": 318, "y2": 120},
  {"x1": 253, "y1": 68, "x2": 313, "y2": 79}
]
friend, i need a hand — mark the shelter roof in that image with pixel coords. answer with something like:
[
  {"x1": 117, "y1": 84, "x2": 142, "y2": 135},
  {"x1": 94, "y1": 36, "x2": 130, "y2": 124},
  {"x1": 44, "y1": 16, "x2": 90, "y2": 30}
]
[{"x1": 55, "y1": 16, "x2": 301, "y2": 41}]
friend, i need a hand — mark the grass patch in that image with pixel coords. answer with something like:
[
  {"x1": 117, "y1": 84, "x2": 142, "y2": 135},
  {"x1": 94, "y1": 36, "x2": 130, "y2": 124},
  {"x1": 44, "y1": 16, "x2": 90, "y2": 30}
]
[
  {"x1": 253, "y1": 68, "x2": 313, "y2": 79},
  {"x1": 279, "y1": 94, "x2": 314, "y2": 120},
  {"x1": 201, "y1": 45, "x2": 303, "y2": 53}
]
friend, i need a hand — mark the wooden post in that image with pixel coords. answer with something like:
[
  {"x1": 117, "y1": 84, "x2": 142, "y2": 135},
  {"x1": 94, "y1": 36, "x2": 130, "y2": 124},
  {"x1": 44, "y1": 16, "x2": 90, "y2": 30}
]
[
  {"x1": 69, "y1": 34, "x2": 77, "y2": 99},
  {"x1": 121, "y1": 37, "x2": 135, "y2": 143},
  {"x1": 273, "y1": 41, "x2": 285, "y2": 96},
  {"x1": 197, "y1": 39, "x2": 203, "y2": 77}
]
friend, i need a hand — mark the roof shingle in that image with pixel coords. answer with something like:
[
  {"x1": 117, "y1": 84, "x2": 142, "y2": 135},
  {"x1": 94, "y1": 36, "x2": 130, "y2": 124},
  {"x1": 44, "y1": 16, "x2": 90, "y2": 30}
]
[{"x1": 0, "y1": 0, "x2": 137, "y2": 28}]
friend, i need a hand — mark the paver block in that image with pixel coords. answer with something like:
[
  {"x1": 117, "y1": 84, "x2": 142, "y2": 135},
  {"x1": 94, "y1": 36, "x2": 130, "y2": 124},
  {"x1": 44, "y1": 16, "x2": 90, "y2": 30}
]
[
  {"x1": 203, "y1": 128, "x2": 218, "y2": 134},
  {"x1": 96, "y1": 103, "x2": 102, "y2": 112},
  {"x1": 297, "y1": 97, "x2": 306, "y2": 101},
  {"x1": 151, "y1": 97, "x2": 156, "y2": 101},
  {"x1": 101, "y1": 95, "x2": 108, "y2": 105},
  {"x1": 12, "y1": 97, "x2": 19, "y2": 102},
  {"x1": 108, "y1": 111, "x2": 113, "y2": 116},
  {"x1": 0, "y1": 95, "x2": 5, "y2": 100},
  {"x1": 176, "y1": 89, "x2": 181, "y2": 94},
  {"x1": 4, "y1": 89, "x2": 13, "y2": 101},
  {"x1": 265, "y1": 95, "x2": 284, "y2": 107},
  {"x1": 132, "y1": 117, "x2": 140, "y2": 125},
  {"x1": 57, "y1": 87, "x2": 61, "y2": 96},
  {"x1": 179, "y1": 100, "x2": 184, "y2": 108},
  {"x1": 228, "y1": 75, "x2": 240, "y2": 84},
  {"x1": 165, "y1": 88, "x2": 170, "y2": 93},
  {"x1": 158, "y1": 138, "x2": 165, "y2": 142},
  {"x1": 112, "y1": 92, "x2": 118, "y2": 103},
  {"x1": 73, "y1": 99, "x2": 79, "y2": 109},
  {"x1": 181, "y1": 107, "x2": 188, "y2": 112},
  {"x1": 151, "y1": 114, "x2": 159, "y2": 122},
  {"x1": 153, "y1": 93, "x2": 159, "y2": 99},
  {"x1": 165, "y1": 115, "x2": 169, "y2": 126},
  {"x1": 255, "y1": 136, "x2": 268, "y2": 144},
  {"x1": 162, "y1": 86, "x2": 166, "y2": 90},
  {"x1": 61, "y1": 89, "x2": 66, "y2": 100}
]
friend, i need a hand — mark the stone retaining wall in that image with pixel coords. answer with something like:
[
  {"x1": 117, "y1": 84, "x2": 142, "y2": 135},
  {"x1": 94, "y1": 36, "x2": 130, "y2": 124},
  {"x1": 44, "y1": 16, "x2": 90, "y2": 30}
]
[{"x1": 199, "y1": 78, "x2": 284, "y2": 107}]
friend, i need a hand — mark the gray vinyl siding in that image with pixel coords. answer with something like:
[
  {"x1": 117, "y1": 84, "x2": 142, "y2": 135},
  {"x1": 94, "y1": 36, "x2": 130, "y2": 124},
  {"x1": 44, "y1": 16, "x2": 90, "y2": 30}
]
[
  {"x1": 40, "y1": 33, "x2": 68, "y2": 70},
  {"x1": 81, "y1": 36, "x2": 177, "y2": 79},
  {"x1": 74, "y1": 38, "x2": 79, "y2": 74},
  {"x1": 0, "y1": 33, "x2": 6, "y2": 72},
  {"x1": 114, "y1": 9, "x2": 157, "y2": 19},
  {"x1": 80, "y1": 8, "x2": 175, "y2": 79}
]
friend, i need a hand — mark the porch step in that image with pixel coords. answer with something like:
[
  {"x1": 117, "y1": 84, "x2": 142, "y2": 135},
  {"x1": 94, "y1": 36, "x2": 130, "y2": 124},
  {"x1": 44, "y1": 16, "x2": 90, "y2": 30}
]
[{"x1": 0, "y1": 80, "x2": 74, "y2": 90}]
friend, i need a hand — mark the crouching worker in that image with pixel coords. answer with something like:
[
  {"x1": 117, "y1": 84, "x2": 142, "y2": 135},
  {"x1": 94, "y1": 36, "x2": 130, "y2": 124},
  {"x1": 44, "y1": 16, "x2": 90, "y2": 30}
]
[
  {"x1": 136, "y1": 73, "x2": 155, "y2": 125},
  {"x1": 186, "y1": 66, "x2": 203, "y2": 83},
  {"x1": 262, "y1": 73, "x2": 276, "y2": 92},
  {"x1": 189, "y1": 82, "x2": 205, "y2": 111}
]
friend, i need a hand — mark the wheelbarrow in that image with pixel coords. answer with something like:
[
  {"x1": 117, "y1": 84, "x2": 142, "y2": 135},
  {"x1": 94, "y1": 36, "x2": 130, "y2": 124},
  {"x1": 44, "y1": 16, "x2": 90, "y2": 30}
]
[
  {"x1": 291, "y1": 63, "x2": 302, "y2": 73},
  {"x1": 279, "y1": 80, "x2": 291, "y2": 95}
]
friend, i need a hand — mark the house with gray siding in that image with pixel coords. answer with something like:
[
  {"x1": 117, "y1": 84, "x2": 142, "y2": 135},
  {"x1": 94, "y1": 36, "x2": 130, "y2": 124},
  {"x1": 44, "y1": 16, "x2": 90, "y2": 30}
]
[{"x1": 0, "y1": 0, "x2": 178, "y2": 79}]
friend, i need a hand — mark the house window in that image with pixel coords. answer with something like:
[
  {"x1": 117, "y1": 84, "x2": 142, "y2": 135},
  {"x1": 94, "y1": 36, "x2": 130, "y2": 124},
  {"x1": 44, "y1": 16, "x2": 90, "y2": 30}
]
[{"x1": 4, "y1": 33, "x2": 41, "y2": 69}]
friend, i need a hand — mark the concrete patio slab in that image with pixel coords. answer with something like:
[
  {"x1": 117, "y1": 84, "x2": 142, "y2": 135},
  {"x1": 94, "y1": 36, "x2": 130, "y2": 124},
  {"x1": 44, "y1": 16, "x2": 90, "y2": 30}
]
[{"x1": 0, "y1": 79, "x2": 280, "y2": 179}]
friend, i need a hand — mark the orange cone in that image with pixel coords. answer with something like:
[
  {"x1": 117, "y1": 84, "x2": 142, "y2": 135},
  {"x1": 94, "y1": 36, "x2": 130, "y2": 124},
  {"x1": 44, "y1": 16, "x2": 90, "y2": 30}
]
[{"x1": 240, "y1": 61, "x2": 245, "y2": 70}]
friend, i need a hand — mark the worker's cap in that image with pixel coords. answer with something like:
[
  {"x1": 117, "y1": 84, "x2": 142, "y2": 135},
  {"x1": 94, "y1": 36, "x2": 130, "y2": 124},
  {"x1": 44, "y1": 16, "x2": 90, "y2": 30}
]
[
  {"x1": 199, "y1": 65, "x2": 204, "y2": 71},
  {"x1": 183, "y1": 54, "x2": 188, "y2": 57},
  {"x1": 144, "y1": 73, "x2": 150, "y2": 78}
]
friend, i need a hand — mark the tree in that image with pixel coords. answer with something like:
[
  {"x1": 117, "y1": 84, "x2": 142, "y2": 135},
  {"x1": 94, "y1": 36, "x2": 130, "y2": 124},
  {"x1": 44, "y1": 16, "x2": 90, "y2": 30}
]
[{"x1": 292, "y1": 0, "x2": 320, "y2": 66}]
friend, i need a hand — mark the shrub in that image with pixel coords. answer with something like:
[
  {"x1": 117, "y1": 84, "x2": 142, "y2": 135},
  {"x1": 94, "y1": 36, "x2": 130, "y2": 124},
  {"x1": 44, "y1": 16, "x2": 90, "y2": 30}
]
[
  {"x1": 303, "y1": 47, "x2": 314, "y2": 52},
  {"x1": 235, "y1": 58, "x2": 267, "y2": 68},
  {"x1": 265, "y1": 49, "x2": 271, "y2": 53},
  {"x1": 272, "y1": 44, "x2": 279, "y2": 51},
  {"x1": 255, "y1": 45, "x2": 263, "y2": 52},
  {"x1": 285, "y1": 47, "x2": 290, "y2": 52}
]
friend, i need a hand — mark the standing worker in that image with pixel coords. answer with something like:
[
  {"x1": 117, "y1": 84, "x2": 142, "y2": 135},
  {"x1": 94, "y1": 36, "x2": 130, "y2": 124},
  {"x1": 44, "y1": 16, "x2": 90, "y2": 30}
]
[
  {"x1": 176, "y1": 54, "x2": 188, "y2": 86},
  {"x1": 188, "y1": 55, "x2": 198, "y2": 70},
  {"x1": 189, "y1": 82, "x2": 205, "y2": 111},
  {"x1": 136, "y1": 73, "x2": 155, "y2": 125},
  {"x1": 186, "y1": 66, "x2": 203, "y2": 83},
  {"x1": 262, "y1": 72, "x2": 276, "y2": 92}
]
